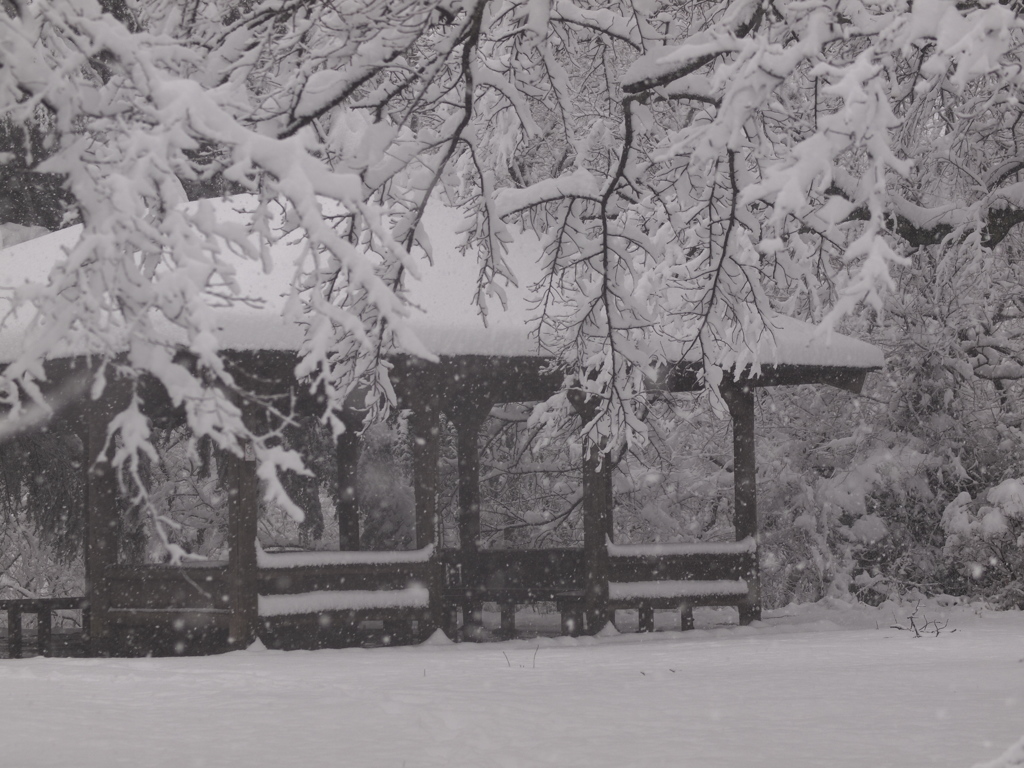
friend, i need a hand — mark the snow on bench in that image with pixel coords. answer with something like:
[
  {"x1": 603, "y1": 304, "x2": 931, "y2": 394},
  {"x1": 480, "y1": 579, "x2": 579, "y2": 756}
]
[
  {"x1": 258, "y1": 585, "x2": 431, "y2": 617},
  {"x1": 256, "y1": 544, "x2": 434, "y2": 569},
  {"x1": 608, "y1": 579, "x2": 749, "y2": 601},
  {"x1": 606, "y1": 537, "x2": 756, "y2": 557}
]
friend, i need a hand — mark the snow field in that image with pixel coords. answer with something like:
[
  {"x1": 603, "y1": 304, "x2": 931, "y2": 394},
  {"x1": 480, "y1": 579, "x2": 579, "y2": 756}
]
[{"x1": 0, "y1": 601, "x2": 1021, "y2": 768}]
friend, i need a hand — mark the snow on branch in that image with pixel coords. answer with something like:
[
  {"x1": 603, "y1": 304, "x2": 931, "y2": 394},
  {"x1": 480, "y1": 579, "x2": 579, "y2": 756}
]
[{"x1": 3, "y1": 0, "x2": 1019, "y2": 555}]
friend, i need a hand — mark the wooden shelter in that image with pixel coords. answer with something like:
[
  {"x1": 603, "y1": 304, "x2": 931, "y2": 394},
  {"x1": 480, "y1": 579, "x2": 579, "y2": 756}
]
[{"x1": 0, "y1": 199, "x2": 884, "y2": 656}]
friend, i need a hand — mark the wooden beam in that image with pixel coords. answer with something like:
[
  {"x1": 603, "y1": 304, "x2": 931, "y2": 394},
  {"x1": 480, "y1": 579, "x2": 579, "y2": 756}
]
[
  {"x1": 389, "y1": 355, "x2": 562, "y2": 407},
  {"x1": 722, "y1": 381, "x2": 761, "y2": 624},
  {"x1": 663, "y1": 361, "x2": 875, "y2": 394},
  {"x1": 224, "y1": 448, "x2": 259, "y2": 649}
]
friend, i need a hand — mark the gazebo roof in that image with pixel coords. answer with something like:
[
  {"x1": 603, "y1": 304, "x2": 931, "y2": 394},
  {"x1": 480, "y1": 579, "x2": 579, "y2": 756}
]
[{"x1": 0, "y1": 196, "x2": 883, "y2": 396}]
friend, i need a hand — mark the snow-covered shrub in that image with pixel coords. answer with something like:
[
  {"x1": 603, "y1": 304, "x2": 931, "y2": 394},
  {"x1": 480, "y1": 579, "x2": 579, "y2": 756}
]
[
  {"x1": 748, "y1": 357, "x2": 979, "y2": 608},
  {"x1": 942, "y1": 482, "x2": 1024, "y2": 608},
  {"x1": 752, "y1": 247, "x2": 1024, "y2": 608},
  {"x1": 870, "y1": 291, "x2": 1024, "y2": 602},
  {"x1": 747, "y1": 384, "x2": 889, "y2": 606}
]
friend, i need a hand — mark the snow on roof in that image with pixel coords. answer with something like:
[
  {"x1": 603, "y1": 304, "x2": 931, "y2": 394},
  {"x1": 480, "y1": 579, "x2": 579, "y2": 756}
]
[
  {"x1": 0, "y1": 197, "x2": 548, "y2": 364},
  {"x1": 403, "y1": 204, "x2": 551, "y2": 357},
  {"x1": 0, "y1": 196, "x2": 884, "y2": 372},
  {"x1": 724, "y1": 315, "x2": 884, "y2": 370}
]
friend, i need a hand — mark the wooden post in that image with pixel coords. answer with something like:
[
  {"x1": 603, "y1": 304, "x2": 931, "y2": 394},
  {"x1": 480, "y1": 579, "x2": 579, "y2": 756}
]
[
  {"x1": 560, "y1": 603, "x2": 583, "y2": 637},
  {"x1": 224, "y1": 448, "x2": 259, "y2": 649},
  {"x1": 680, "y1": 603, "x2": 695, "y2": 631},
  {"x1": 409, "y1": 402, "x2": 441, "y2": 550},
  {"x1": 568, "y1": 391, "x2": 612, "y2": 635},
  {"x1": 382, "y1": 618, "x2": 413, "y2": 645},
  {"x1": 638, "y1": 603, "x2": 655, "y2": 633},
  {"x1": 432, "y1": 558, "x2": 455, "y2": 641},
  {"x1": 446, "y1": 397, "x2": 492, "y2": 553},
  {"x1": 444, "y1": 395, "x2": 492, "y2": 636},
  {"x1": 80, "y1": 382, "x2": 130, "y2": 656},
  {"x1": 409, "y1": 394, "x2": 445, "y2": 637},
  {"x1": 722, "y1": 381, "x2": 761, "y2": 625},
  {"x1": 336, "y1": 411, "x2": 364, "y2": 551},
  {"x1": 500, "y1": 603, "x2": 516, "y2": 639},
  {"x1": 37, "y1": 607, "x2": 51, "y2": 657},
  {"x1": 8, "y1": 606, "x2": 22, "y2": 659}
]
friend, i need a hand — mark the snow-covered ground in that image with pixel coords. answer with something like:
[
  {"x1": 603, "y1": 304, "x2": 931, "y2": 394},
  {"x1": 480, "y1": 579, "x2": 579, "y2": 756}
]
[{"x1": 1, "y1": 600, "x2": 1022, "y2": 768}]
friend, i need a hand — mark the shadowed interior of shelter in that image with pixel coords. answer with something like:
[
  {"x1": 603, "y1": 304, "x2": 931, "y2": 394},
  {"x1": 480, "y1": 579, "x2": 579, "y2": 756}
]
[
  {"x1": 0, "y1": 340, "x2": 881, "y2": 657},
  {"x1": 0, "y1": 198, "x2": 884, "y2": 657}
]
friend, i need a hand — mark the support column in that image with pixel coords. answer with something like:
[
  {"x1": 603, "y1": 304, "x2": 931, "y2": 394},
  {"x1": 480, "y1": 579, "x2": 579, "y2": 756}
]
[
  {"x1": 409, "y1": 403, "x2": 441, "y2": 549},
  {"x1": 445, "y1": 394, "x2": 493, "y2": 637},
  {"x1": 638, "y1": 603, "x2": 655, "y2": 633},
  {"x1": 7, "y1": 606, "x2": 22, "y2": 659},
  {"x1": 224, "y1": 447, "x2": 259, "y2": 649},
  {"x1": 447, "y1": 397, "x2": 491, "y2": 553},
  {"x1": 722, "y1": 381, "x2": 761, "y2": 625},
  {"x1": 336, "y1": 411, "x2": 364, "y2": 551},
  {"x1": 409, "y1": 395, "x2": 445, "y2": 636},
  {"x1": 37, "y1": 607, "x2": 52, "y2": 657},
  {"x1": 79, "y1": 382, "x2": 130, "y2": 656},
  {"x1": 500, "y1": 604, "x2": 516, "y2": 639},
  {"x1": 569, "y1": 391, "x2": 613, "y2": 635}
]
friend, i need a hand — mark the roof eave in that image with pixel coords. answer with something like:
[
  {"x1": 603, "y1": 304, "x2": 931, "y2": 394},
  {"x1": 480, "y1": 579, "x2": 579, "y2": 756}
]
[{"x1": 663, "y1": 361, "x2": 880, "y2": 394}]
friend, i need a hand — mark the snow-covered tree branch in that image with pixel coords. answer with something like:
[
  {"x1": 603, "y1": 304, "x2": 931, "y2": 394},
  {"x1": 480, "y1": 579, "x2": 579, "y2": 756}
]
[{"x1": 3, "y1": 0, "x2": 1024, "y2": 528}]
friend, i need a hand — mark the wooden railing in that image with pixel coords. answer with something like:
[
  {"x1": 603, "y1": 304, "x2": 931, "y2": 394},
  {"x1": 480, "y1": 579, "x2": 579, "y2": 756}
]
[
  {"x1": 0, "y1": 597, "x2": 85, "y2": 659},
  {"x1": 106, "y1": 563, "x2": 230, "y2": 614},
  {"x1": 256, "y1": 548, "x2": 441, "y2": 647},
  {"x1": 439, "y1": 548, "x2": 586, "y2": 637},
  {"x1": 607, "y1": 542, "x2": 757, "y2": 583},
  {"x1": 258, "y1": 558, "x2": 436, "y2": 595},
  {"x1": 442, "y1": 548, "x2": 585, "y2": 604},
  {"x1": 604, "y1": 539, "x2": 760, "y2": 630},
  {"x1": 101, "y1": 564, "x2": 234, "y2": 657},
  {"x1": 36, "y1": 542, "x2": 760, "y2": 654}
]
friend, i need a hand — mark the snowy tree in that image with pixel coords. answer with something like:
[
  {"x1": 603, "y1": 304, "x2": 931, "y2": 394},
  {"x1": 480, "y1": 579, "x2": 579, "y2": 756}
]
[{"x1": 3, "y1": 0, "x2": 1024, "y2": 542}]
